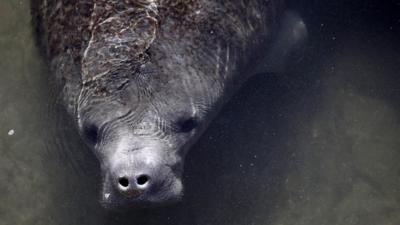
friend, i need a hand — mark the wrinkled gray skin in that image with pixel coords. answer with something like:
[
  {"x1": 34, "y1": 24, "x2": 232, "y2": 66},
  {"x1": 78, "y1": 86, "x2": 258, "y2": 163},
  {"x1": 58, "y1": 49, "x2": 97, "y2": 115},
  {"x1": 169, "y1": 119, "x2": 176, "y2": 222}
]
[{"x1": 31, "y1": 0, "x2": 299, "y2": 209}]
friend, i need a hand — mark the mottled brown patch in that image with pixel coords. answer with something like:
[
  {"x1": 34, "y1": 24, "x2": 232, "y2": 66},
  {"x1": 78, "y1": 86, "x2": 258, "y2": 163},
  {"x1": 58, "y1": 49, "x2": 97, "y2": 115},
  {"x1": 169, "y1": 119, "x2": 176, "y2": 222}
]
[{"x1": 32, "y1": 0, "x2": 284, "y2": 110}]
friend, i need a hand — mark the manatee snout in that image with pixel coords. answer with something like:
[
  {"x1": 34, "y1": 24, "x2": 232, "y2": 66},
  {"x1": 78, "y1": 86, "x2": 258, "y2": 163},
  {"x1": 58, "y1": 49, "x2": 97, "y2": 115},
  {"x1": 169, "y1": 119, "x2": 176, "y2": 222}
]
[{"x1": 98, "y1": 132, "x2": 184, "y2": 209}]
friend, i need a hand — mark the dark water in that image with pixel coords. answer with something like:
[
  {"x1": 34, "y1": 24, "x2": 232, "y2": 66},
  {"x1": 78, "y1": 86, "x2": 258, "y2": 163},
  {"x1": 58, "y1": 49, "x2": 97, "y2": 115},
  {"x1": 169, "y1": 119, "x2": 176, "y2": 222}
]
[{"x1": 1, "y1": 0, "x2": 400, "y2": 224}]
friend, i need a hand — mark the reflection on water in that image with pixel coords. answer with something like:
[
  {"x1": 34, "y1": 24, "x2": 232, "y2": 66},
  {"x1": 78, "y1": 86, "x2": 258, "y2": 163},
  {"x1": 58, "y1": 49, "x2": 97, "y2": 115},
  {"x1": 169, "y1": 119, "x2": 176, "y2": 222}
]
[{"x1": 0, "y1": 0, "x2": 399, "y2": 224}]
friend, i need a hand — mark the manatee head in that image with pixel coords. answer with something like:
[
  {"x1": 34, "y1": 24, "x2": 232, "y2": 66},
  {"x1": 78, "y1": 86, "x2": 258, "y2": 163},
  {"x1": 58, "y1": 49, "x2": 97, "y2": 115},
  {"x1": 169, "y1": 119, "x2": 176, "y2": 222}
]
[
  {"x1": 71, "y1": 0, "x2": 228, "y2": 209},
  {"x1": 76, "y1": 57, "x2": 222, "y2": 209}
]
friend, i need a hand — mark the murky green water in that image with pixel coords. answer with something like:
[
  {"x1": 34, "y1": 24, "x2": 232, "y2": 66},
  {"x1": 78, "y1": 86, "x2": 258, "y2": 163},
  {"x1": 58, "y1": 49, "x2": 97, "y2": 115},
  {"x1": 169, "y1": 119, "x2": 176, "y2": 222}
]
[
  {"x1": 1, "y1": 0, "x2": 399, "y2": 225},
  {"x1": 0, "y1": 0, "x2": 52, "y2": 223}
]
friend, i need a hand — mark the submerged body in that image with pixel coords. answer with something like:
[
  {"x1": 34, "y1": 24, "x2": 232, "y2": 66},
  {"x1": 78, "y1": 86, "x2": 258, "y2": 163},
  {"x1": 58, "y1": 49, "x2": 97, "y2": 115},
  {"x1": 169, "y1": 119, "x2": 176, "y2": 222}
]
[{"x1": 31, "y1": 0, "x2": 302, "y2": 209}]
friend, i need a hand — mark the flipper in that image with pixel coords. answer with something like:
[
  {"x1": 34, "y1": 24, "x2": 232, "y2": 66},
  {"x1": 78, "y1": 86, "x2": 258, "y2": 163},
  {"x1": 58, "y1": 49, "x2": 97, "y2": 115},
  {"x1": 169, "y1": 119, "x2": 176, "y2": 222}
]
[{"x1": 251, "y1": 10, "x2": 308, "y2": 75}]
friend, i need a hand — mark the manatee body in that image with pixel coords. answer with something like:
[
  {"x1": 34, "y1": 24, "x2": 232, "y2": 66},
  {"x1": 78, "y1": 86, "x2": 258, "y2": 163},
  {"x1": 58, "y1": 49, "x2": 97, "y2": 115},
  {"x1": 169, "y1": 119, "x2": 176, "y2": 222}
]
[{"x1": 32, "y1": 0, "x2": 301, "y2": 209}]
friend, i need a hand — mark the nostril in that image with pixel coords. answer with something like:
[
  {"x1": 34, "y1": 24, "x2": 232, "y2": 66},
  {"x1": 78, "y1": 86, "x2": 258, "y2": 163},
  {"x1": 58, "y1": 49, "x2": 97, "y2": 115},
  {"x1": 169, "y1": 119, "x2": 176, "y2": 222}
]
[
  {"x1": 118, "y1": 177, "x2": 129, "y2": 188},
  {"x1": 136, "y1": 175, "x2": 149, "y2": 186}
]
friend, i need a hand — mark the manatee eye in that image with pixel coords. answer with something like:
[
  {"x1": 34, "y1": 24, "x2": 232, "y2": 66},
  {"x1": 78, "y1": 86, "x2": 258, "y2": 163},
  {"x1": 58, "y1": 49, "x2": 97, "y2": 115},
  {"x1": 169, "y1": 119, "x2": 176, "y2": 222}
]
[
  {"x1": 176, "y1": 117, "x2": 198, "y2": 133},
  {"x1": 83, "y1": 124, "x2": 99, "y2": 144}
]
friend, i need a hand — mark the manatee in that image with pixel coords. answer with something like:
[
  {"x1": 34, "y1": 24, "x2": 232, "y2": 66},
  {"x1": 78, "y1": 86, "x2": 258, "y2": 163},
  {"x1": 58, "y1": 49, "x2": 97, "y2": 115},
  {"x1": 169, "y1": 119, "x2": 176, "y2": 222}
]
[{"x1": 31, "y1": 0, "x2": 306, "y2": 209}]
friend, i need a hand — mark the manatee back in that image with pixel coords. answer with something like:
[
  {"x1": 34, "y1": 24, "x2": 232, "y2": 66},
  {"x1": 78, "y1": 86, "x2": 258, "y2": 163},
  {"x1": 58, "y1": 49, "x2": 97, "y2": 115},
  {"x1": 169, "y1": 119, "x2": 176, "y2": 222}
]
[
  {"x1": 31, "y1": 0, "x2": 92, "y2": 63},
  {"x1": 32, "y1": 0, "x2": 284, "y2": 59},
  {"x1": 31, "y1": 0, "x2": 285, "y2": 114}
]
